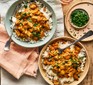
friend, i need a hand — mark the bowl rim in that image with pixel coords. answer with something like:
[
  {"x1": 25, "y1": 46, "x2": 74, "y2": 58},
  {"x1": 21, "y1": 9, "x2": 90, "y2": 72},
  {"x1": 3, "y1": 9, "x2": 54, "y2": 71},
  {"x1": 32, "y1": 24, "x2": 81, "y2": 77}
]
[
  {"x1": 38, "y1": 36, "x2": 90, "y2": 85},
  {"x1": 70, "y1": 8, "x2": 90, "y2": 30},
  {"x1": 4, "y1": 0, "x2": 57, "y2": 48}
]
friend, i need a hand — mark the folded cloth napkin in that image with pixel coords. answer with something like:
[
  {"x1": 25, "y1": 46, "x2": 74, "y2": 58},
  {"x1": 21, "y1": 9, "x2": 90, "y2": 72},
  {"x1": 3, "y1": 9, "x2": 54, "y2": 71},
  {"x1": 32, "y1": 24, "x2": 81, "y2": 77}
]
[{"x1": 0, "y1": 24, "x2": 39, "y2": 79}]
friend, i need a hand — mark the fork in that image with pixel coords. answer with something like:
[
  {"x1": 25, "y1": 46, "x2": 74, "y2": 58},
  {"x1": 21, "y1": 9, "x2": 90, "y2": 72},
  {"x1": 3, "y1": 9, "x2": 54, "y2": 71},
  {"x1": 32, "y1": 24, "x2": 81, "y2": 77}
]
[{"x1": 58, "y1": 30, "x2": 93, "y2": 54}]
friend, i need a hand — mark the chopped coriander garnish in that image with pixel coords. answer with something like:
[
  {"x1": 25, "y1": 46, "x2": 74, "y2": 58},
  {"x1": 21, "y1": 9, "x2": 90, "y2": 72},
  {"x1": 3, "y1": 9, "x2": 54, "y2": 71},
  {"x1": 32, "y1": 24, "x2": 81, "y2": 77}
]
[
  {"x1": 28, "y1": 18, "x2": 32, "y2": 22},
  {"x1": 20, "y1": 23, "x2": 23, "y2": 26},
  {"x1": 32, "y1": 32, "x2": 40, "y2": 38},
  {"x1": 24, "y1": 4, "x2": 27, "y2": 8},
  {"x1": 22, "y1": 13, "x2": 27, "y2": 16},
  {"x1": 30, "y1": 0, "x2": 34, "y2": 2},
  {"x1": 20, "y1": 13, "x2": 27, "y2": 19},
  {"x1": 71, "y1": 9, "x2": 89, "y2": 27},
  {"x1": 34, "y1": 23, "x2": 38, "y2": 27},
  {"x1": 23, "y1": 1, "x2": 28, "y2": 8},
  {"x1": 79, "y1": 56, "x2": 85, "y2": 60}
]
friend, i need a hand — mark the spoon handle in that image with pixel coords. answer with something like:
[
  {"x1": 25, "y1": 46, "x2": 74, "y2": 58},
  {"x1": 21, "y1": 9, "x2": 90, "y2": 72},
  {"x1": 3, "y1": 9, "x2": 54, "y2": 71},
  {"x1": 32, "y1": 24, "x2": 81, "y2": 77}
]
[
  {"x1": 4, "y1": 38, "x2": 12, "y2": 51},
  {"x1": 63, "y1": 30, "x2": 93, "y2": 50}
]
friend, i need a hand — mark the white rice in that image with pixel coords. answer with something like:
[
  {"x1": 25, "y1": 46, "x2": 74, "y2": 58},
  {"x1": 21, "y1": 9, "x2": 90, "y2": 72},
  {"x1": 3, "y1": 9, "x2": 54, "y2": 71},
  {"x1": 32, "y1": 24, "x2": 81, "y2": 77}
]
[
  {"x1": 78, "y1": 48, "x2": 86, "y2": 58},
  {"x1": 70, "y1": 45, "x2": 75, "y2": 51},
  {"x1": 58, "y1": 41, "x2": 70, "y2": 49},
  {"x1": 59, "y1": 77, "x2": 74, "y2": 85},
  {"x1": 42, "y1": 51, "x2": 49, "y2": 58}
]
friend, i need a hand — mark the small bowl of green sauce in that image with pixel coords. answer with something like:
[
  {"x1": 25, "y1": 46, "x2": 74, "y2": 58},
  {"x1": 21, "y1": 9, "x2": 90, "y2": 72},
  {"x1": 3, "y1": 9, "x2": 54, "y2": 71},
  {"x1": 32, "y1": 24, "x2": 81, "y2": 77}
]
[{"x1": 70, "y1": 8, "x2": 89, "y2": 30}]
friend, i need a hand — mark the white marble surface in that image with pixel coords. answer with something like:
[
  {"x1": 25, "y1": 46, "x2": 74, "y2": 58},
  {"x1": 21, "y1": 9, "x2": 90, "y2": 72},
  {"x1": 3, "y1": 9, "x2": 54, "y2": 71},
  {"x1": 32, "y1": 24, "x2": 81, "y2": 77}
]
[
  {"x1": 0, "y1": 0, "x2": 64, "y2": 85},
  {"x1": 0, "y1": 0, "x2": 17, "y2": 16},
  {"x1": 1, "y1": 69, "x2": 48, "y2": 85}
]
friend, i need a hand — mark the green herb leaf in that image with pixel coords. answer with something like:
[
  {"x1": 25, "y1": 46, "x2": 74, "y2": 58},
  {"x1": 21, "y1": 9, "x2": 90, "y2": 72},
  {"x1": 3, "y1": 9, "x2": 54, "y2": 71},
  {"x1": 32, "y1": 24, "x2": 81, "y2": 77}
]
[
  {"x1": 28, "y1": 18, "x2": 32, "y2": 22},
  {"x1": 32, "y1": 32, "x2": 40, "y2": 38},
  {"x1": 34, "y1": 23, "x2": 38, "y2": 27},
  {"x1": 23, "y1": 1, "x2": 28, "y2": 8}
]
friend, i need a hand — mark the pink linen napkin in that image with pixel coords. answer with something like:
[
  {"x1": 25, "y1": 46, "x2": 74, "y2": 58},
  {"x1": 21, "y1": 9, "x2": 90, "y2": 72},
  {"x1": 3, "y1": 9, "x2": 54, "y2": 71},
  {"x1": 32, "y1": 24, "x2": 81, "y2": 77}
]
[{"x1": 0, "y1": 24, "x2": 39, "y2": 79}]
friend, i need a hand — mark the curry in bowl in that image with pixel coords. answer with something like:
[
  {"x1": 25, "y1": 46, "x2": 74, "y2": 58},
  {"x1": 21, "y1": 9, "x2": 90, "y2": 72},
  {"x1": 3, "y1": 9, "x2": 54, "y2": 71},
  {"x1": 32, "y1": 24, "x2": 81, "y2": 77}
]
[
  {"x1": 11, "y1": 0, "x2": 53, "y2": 43},
  {"x1": 5, "y1": 0, "x2": 56, "y2": 47},
  {"x1": 39, "y1": 37, "x2": 90, "y2": 85}
]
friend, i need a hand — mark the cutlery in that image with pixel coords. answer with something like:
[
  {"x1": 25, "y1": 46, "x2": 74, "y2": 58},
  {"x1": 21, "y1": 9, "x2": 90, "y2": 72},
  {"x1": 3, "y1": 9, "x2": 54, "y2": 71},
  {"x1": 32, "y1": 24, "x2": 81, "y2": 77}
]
[
  {"x1": 4, "y1": 6, "x2": 19, "y2": 51},
  {"x1": 58, "y1": 30, "x2": 93, "y2": 54},
  {"x1": 4, "y1": 28, "x2": 13, "y2": 51}
]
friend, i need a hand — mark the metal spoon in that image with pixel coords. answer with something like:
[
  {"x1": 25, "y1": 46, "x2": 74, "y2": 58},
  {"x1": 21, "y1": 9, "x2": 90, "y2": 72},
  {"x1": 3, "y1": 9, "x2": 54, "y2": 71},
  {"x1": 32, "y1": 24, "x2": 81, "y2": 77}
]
[
  {"x1": 4, "y1": 27, "x2": 13, "y2": 51},
  {"x1": 0, "y1": 14, "x2": 11, "y2": 51},
  {"x1": 4, "y1": 5, "x2": 19, "y2": 51},
  {"x1": 0, "y1": 14, "x2": 12, "y2": 51},
  {"x1": 4, "y1": 37, "x2": 12, "y2": 51},
  {"x1": 58, "y1": 30, "x2": 93, "y2": 54}
]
